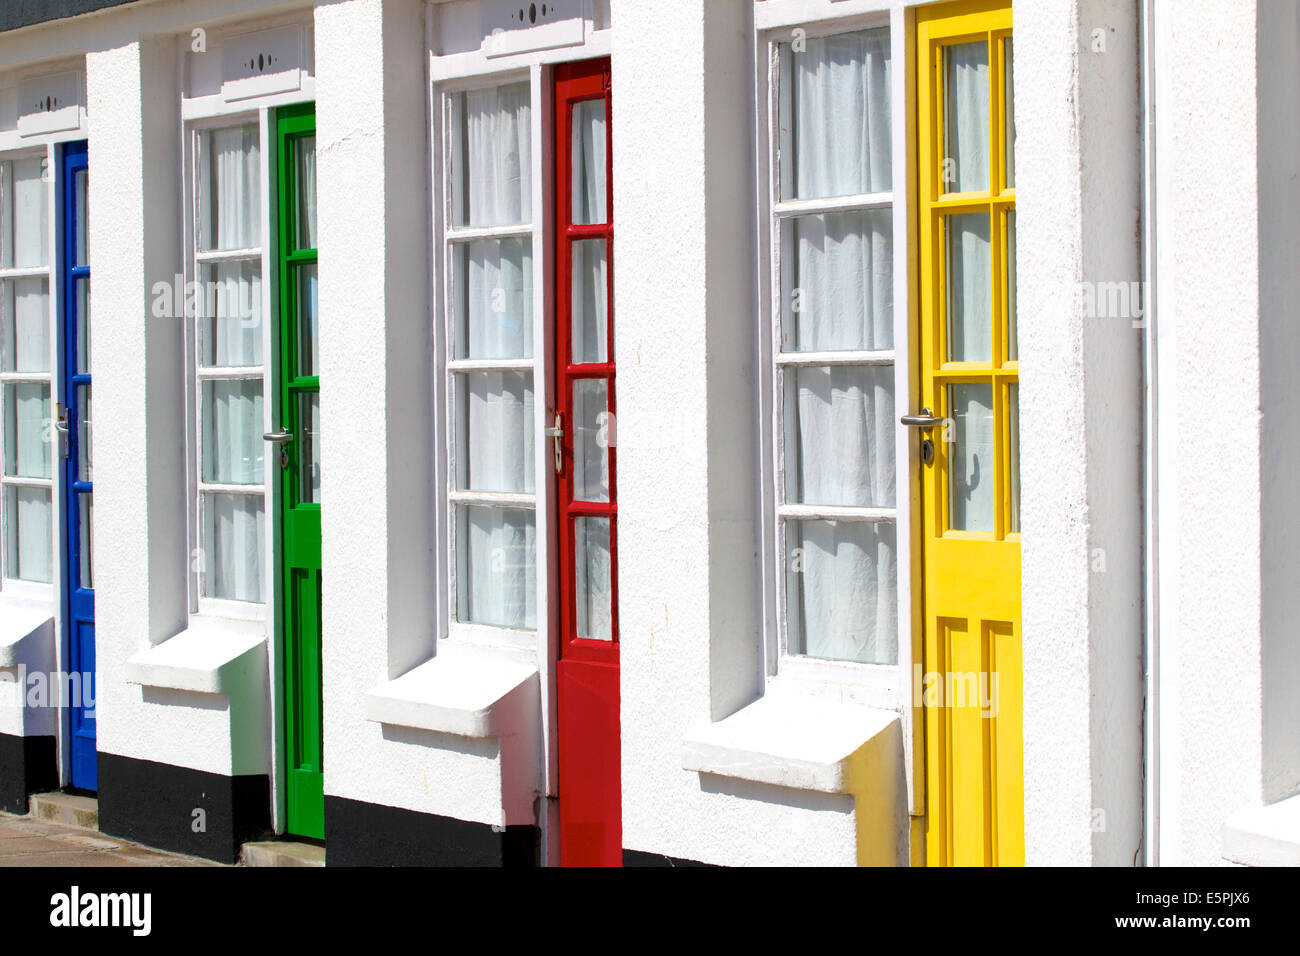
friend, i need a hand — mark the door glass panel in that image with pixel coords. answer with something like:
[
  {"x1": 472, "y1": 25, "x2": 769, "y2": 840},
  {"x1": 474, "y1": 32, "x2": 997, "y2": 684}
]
[
  {"x1": 785, "y1": 517, "x2": 897, "y2": 664},
  {"x1": 2, "y1": 278, "x2": 50, "y2": 372},
  {"x1": 451, "y1": 84, "x2": 532, "y2": 228},
  {"x1": 197, "y1": 126, "x2": 261, "y2": 252},
  {"x1": 572, "y1": 378, "x2": 609, "y2": 503},
  {"x1": 570, "y1": 238, "x2": 609, "y2": 364},
  {"x1": 575, "y1": 516, "x2": 613, "y2": 641},
  {"x1": 298, "y1": 391, "x2": 320, "y2": 504},
  {"x1": 785, "y1": 365, "x2": 895, "y2": 507},
  {"x1": 3, "y1": 383, "x2": 50, "y2": 478},
  {"x1": 456, "y1": 504, "x2": 536, "y2": 629},
  {"x1": 76, "y1": 278, "x2": 90, "y2": 374},
  {"x1": 1008, "y1": 383, "x2": 1020, "y2": 534},
  {"x1": 200, "y1": 261, "x2": 262, "y2": 366},
  {"x1": 4, "y1": 485, "x2": 52, "y2": 583},
  {"x1": 294, "y1": 136, "x2": 317, "y2": 250},
  {"x1": 296, "y1": 264, "x2": 318, "y2": 377},
  {"x1": 77, "y1": 386, "x2": 91, "y2": 482},
  {"x1": 944, "y1": 41, "x2": 989, "y2": 193},
  {"x1": 945, "y1": 212, "x2": 992, "y2": 362},
  {"x1": 1006, "y1": 210, "x2": 1017, "y2": 362},
  {"x1": 201, "y1": 379, "x2": 264, "y2": 484},
  {"x1": 74, "y1": 167, "x2": 89, "y2": 266},
  {"x1": 782, "y1": 209, "x2": 893, "y2": 352},
  {"x1": 1003, "y1": 37, "x2": 1015, "y2": 189},
  {"x1": 79, "y1": 492, "x2": 92, "y2": 589},
  {"x1": 948, "y1": 383, "x2": 995, "y2": 532},
  {"x1": 0, "y1": 156, "x2": 49, "y2": 268},
  {"x1": 455, "y1": 238, "x2": 533, "y2": 360},
  {"x1": 456, "y1": 370, "x2": 534, "y2": 493},
  {"x1": 202, "y1": 491, "x2": 264, "y2": 602},
  {"x1": 571, "y1": 98, "x2": 607, "y2": 225}
]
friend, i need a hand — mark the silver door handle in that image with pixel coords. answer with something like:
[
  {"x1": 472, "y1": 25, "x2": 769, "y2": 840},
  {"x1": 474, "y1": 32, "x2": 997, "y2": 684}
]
[
  {"x1": 544, "y1": 413, "x2": 563, "y2": 475},
  {"x1": 900, "y1": 408, "x2": 945, "y2": 429},
  {"x1": 55, "y1": 403, "x2": 69, "y2": 460},
  {"x1": 263, "y1": 430, "x2": 294, "y2": 444}
]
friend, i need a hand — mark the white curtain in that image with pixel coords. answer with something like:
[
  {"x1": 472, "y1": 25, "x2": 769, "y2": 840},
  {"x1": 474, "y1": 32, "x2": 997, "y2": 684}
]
[
  {"x1": 464, "y1": 371, "x2": 533, "y2": 494},
  {"x1": 571, "y1": 99, "x2": 607, "y2": 224},
  {"x1": 203, "y1": 379, "x2": 263, "y2": 484},
  {"x1": 299, "y1": 264, "x2": 318, "y2": 375},
  {"x1": 5, "y1": 278, "x2": 49, "y2": 372},
  {"x1": 461, "y1": 85, "x2": 531, "y2": 227},
  {"x1": 201, "y1": 126, "x2": 260, "y2": 251},
  {"x1": 8, "y1": 383, "x2": 50, "y2": 479},
  {"x1": 945, "y1": 41, "x2": 989, "y2": 193},
  {"x1": 790, "y1": 29, "x2": 892, "y2": 198},
  {"x1": 206, "y1": 262, "x2": 262, "y2": 366},
  {"x1": 209, "y1": 493, "x2": 264, "y2": 603},
  {"x1": 789, "y1": 209, "x2": 892, "y2": 351},
  {"x1": 792, "y1": 366, "x2": 894, "y2": 508},
  {"x1": 462, "y1": 238, "x2": 532, "y2": 359},
  {"x1": 576, "y1": 517, "x2": 612, "y2": 641},
  {"x1": 570, "y1": 239, "x2": 608, "y2": 363},
  {"x1": 946, "y1": 213, "x2": 991, "y2": 362},
  {"x1": 950, "y1": 384, "x2": 994, "y2": 532},
  {"x1": 2, "y1": 157, "x2": 49, "y2": 268},
  {"x1": 790, "y1": 520, "x2": 896, "y2": 664},
  {"x1": 7, "y1": 487, "x2": 52, "y2": 583},
  {"x1": 463, "y1": 506, "x2": 536, "y2": 629},
  {"x1": 296, "y1": 136, "x2": 317, "y2": 249}
]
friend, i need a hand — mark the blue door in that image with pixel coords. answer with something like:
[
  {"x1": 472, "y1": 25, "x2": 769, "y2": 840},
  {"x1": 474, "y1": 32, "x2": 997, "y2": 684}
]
[{"x1": 59, "y1": 141, "x2": 95, "y2": 792}]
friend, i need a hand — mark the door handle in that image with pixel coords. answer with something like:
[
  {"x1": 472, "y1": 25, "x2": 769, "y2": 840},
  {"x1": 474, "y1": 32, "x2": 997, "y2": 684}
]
[
  {"x1": 263, "y1": 429, "x2": 294, "y2": 444},
  {"x1": 544, "y1": 412, "x2": 563, "y2": 475},
  {"x1": 55, "y1": 403, "x2": 70, "y2": 460},
  {"x1": 900, "y1": 408, "x2": 945, "y2": 429}
]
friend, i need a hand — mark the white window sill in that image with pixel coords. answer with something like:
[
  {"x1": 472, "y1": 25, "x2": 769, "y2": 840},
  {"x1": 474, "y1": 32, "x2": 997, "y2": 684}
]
[
  {"x1": 682, "y1": 691, "x2": 900, "y2": 794},
  {"x1": 124, "y1": 616, "x2": 266, "y2": 695},
  {"x1": 1222, "y1": 793, "x2": 1300, "y2": 866},
  {"x1": 0, "y1": 592, "x2": 54, "y2": 668},
  {"x1": 364, "y1": 642, "x2": 538, "y2": 739}
]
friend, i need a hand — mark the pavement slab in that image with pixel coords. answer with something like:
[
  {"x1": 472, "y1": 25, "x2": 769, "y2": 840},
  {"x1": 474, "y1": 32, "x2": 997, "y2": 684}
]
[{"x1": 0, "y1": 812, "x2": 222, "y2": 867}]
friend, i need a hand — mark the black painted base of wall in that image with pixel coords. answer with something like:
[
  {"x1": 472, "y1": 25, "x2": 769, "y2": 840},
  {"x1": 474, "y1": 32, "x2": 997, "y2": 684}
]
[
  {"x1": 97, "y1": 752, "x2": 271, "y2": 863},
  {"x1": 0, "y1": 733, "x2": 58, "y2": 815},
  {"x1": 325, "y1": 796, "x2": 537, "y2": 867},
  {"x1": 623, "y1": 849, "x2": 717, "y2": 867}
]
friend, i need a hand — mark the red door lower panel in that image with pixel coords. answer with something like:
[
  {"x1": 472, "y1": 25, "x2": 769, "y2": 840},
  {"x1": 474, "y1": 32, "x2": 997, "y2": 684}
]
[{"x1": 557, "y1": 658, "x2": 620, "y2": 866}]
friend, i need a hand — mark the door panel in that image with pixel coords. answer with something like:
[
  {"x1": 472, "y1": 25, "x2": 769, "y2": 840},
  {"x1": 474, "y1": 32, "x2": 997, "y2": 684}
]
[
  {"x1": 915, "y1": 0, "x2": 1021, "y2": 866},
  {"x1": 554, "y1": 58, "x2": 619, "y2": 866}
]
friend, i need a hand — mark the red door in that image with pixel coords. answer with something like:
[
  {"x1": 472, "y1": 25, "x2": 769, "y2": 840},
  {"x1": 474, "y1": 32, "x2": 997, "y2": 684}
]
[{"x1": 554, "y1": 58, "x2": 619, "y2": 866}]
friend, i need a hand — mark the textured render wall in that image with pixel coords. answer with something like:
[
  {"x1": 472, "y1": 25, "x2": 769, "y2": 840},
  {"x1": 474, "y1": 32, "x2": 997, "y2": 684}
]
[
  {"x1": 1016, "y1": 0, "x2": 1143, "y2": 865},
  {"x1": 315, "y1": 0, "x2": 512, "y2": 827}
]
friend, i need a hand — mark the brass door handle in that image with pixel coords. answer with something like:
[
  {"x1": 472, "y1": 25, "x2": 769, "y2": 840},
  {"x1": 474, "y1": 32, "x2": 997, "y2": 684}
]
[{"x1": 544, "y1": 413, "x2": 563, "y2": 475}]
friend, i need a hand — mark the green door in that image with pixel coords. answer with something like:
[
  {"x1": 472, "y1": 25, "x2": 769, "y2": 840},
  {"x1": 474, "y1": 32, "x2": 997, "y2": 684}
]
[{"x1": 274, "y1": 104, "x2": 323, "y2": 839}]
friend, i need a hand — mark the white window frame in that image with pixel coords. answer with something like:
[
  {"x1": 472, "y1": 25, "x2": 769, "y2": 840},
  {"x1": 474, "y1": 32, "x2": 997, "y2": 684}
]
[
  {"x1": 0, "y1": 144, "x2": 58, "y2": 594},
  {"x1": 756, "y1": 7, "x2": 915, "y2": 716}
]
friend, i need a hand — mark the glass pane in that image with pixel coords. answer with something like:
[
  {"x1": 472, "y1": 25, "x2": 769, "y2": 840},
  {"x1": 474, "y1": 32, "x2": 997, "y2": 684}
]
[
  {"x1": 571, "y1": 98, "x2": 607, "y2": 225},
  {"x1": 202, "y1": 492, "x2": 265, "y2": 602},
  {"x1": 1006, "y1": 209, "x2": 1017, "y2": 362},
  {"x1": 1, "y1": 156, "x2": 49, "y2": 268},
  {"x1": 949, "y1": 383, "x2": 995, "y2": 532},
  {"x1": 785, "y1": 365, "x2": 895, "y2": 508},
  {"x1": 452, "y1": 84, "x2": 532, "y2": 227},
  {"x1": 785, "y1": 518, "x2": 897, "y2": 664},
  {"x1": 74, "y1": 167, "x2": 88, "y2": 266},
  {"x1": 571, "y1": 238, "x2": 609, "y2": 364},
  {"x1": 77, "y1": 386, "x2": 91, "y2": 483},
  {"x1": 2, "y1": 278, "x2": 50, "y2": 373},
  {"x1": 943, "y1": 41, "x2": 989, "y2": 193},
  {"x1": 456, "y1": 238, "x2": 532, "y2": 359},
  {"x1": 783, "y1": 209, "x2": 893, "y2": 352},
  {"x1": 75, "y1": 277, "x2": 89, "y2": 374},
  {"x1": 200, "y1": 261, "x2": 262, "y2": 367},
  {"x1": 201, "y1": 379, "x2": 264, "y2": 484},
  {"x1": 782, "y1": 28, "x2": 892, "y2": 199},
  {"x1": 296, "y1": 264, "x2": 318, "y2": 377},
  {"x1": 572, "y1": 378, "x2": 609, "y2": 503},
  {"x1": 1008, "y1": 383, "x2": 1020, "y2": 534},
  {"x1": 575, "y1": 516, "x2": 613, "y2": 641},
  {"x1": 945, "y1": 212, "x2": 992, "y2": 362},
  {"x1": 456, "y1": 371, "x2": 534, "y2": 494},
  {"x1": 456, "y1": 504, "x2": 536, "y2": 629},
  {"x1": 78, "y1": 492, "x2": 92, "y2": 589},
  {"x1": 1004, "y1": 37, "x2": 1015, "y2": 189},
  {"x1": 298, "y1": 391, "x2": 320, "y2": 504},
  {"x1": 3, "y1": 383, "x2": 50, "y2": 478},
  {"x1": 294, "y1": 136, "x2": 317, "y2": 250},
  {"x1": 197, "y1": 125, "x2": 261, "y2": 251},
  {"x1": 4, "y1": 485, "x2": 52, "y2": 583}
]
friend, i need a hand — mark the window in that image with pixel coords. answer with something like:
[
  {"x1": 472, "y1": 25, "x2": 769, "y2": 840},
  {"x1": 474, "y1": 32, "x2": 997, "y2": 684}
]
[
  {"x1": 0, "y1": 153, "x2": 53, "y2": 584},
  {"x1": 441, "y1": 81, "x2": 538, "y2": 632},
  {"x1": 190, "y1": 123, "x2": 266, "y2": 605},
  {"x1": 766, "y1": 25, "x2": 900, "y2": 668}
]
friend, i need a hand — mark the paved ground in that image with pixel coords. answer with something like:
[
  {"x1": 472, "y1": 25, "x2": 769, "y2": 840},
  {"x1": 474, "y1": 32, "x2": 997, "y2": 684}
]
[{"x1": 0, "y1": 812, "x2": 221, "y2": 867}]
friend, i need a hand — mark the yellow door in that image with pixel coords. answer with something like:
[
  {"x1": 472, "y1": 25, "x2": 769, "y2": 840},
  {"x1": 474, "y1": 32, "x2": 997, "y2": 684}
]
[{"x1": 915, "y1": 0, "x2": 1021, "y2": 866}]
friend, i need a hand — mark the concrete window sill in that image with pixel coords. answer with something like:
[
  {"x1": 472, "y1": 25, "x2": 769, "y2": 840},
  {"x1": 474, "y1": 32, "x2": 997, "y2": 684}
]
[
  {"x1": 1222, "y1": 793, "x2": 1300, "y2": 866},
  {"x1": 364, "y1": 643, "x2": 538, "y2": 739},
  {"x1": 124, "y1": 617, "x2": 266, "y2": 695},
  {"x1": 0, "y1": 595, "x2": 54, "y2": 668},
  {"x1": 682, "y1": 692, "x2": 900, "y2": 794}
]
